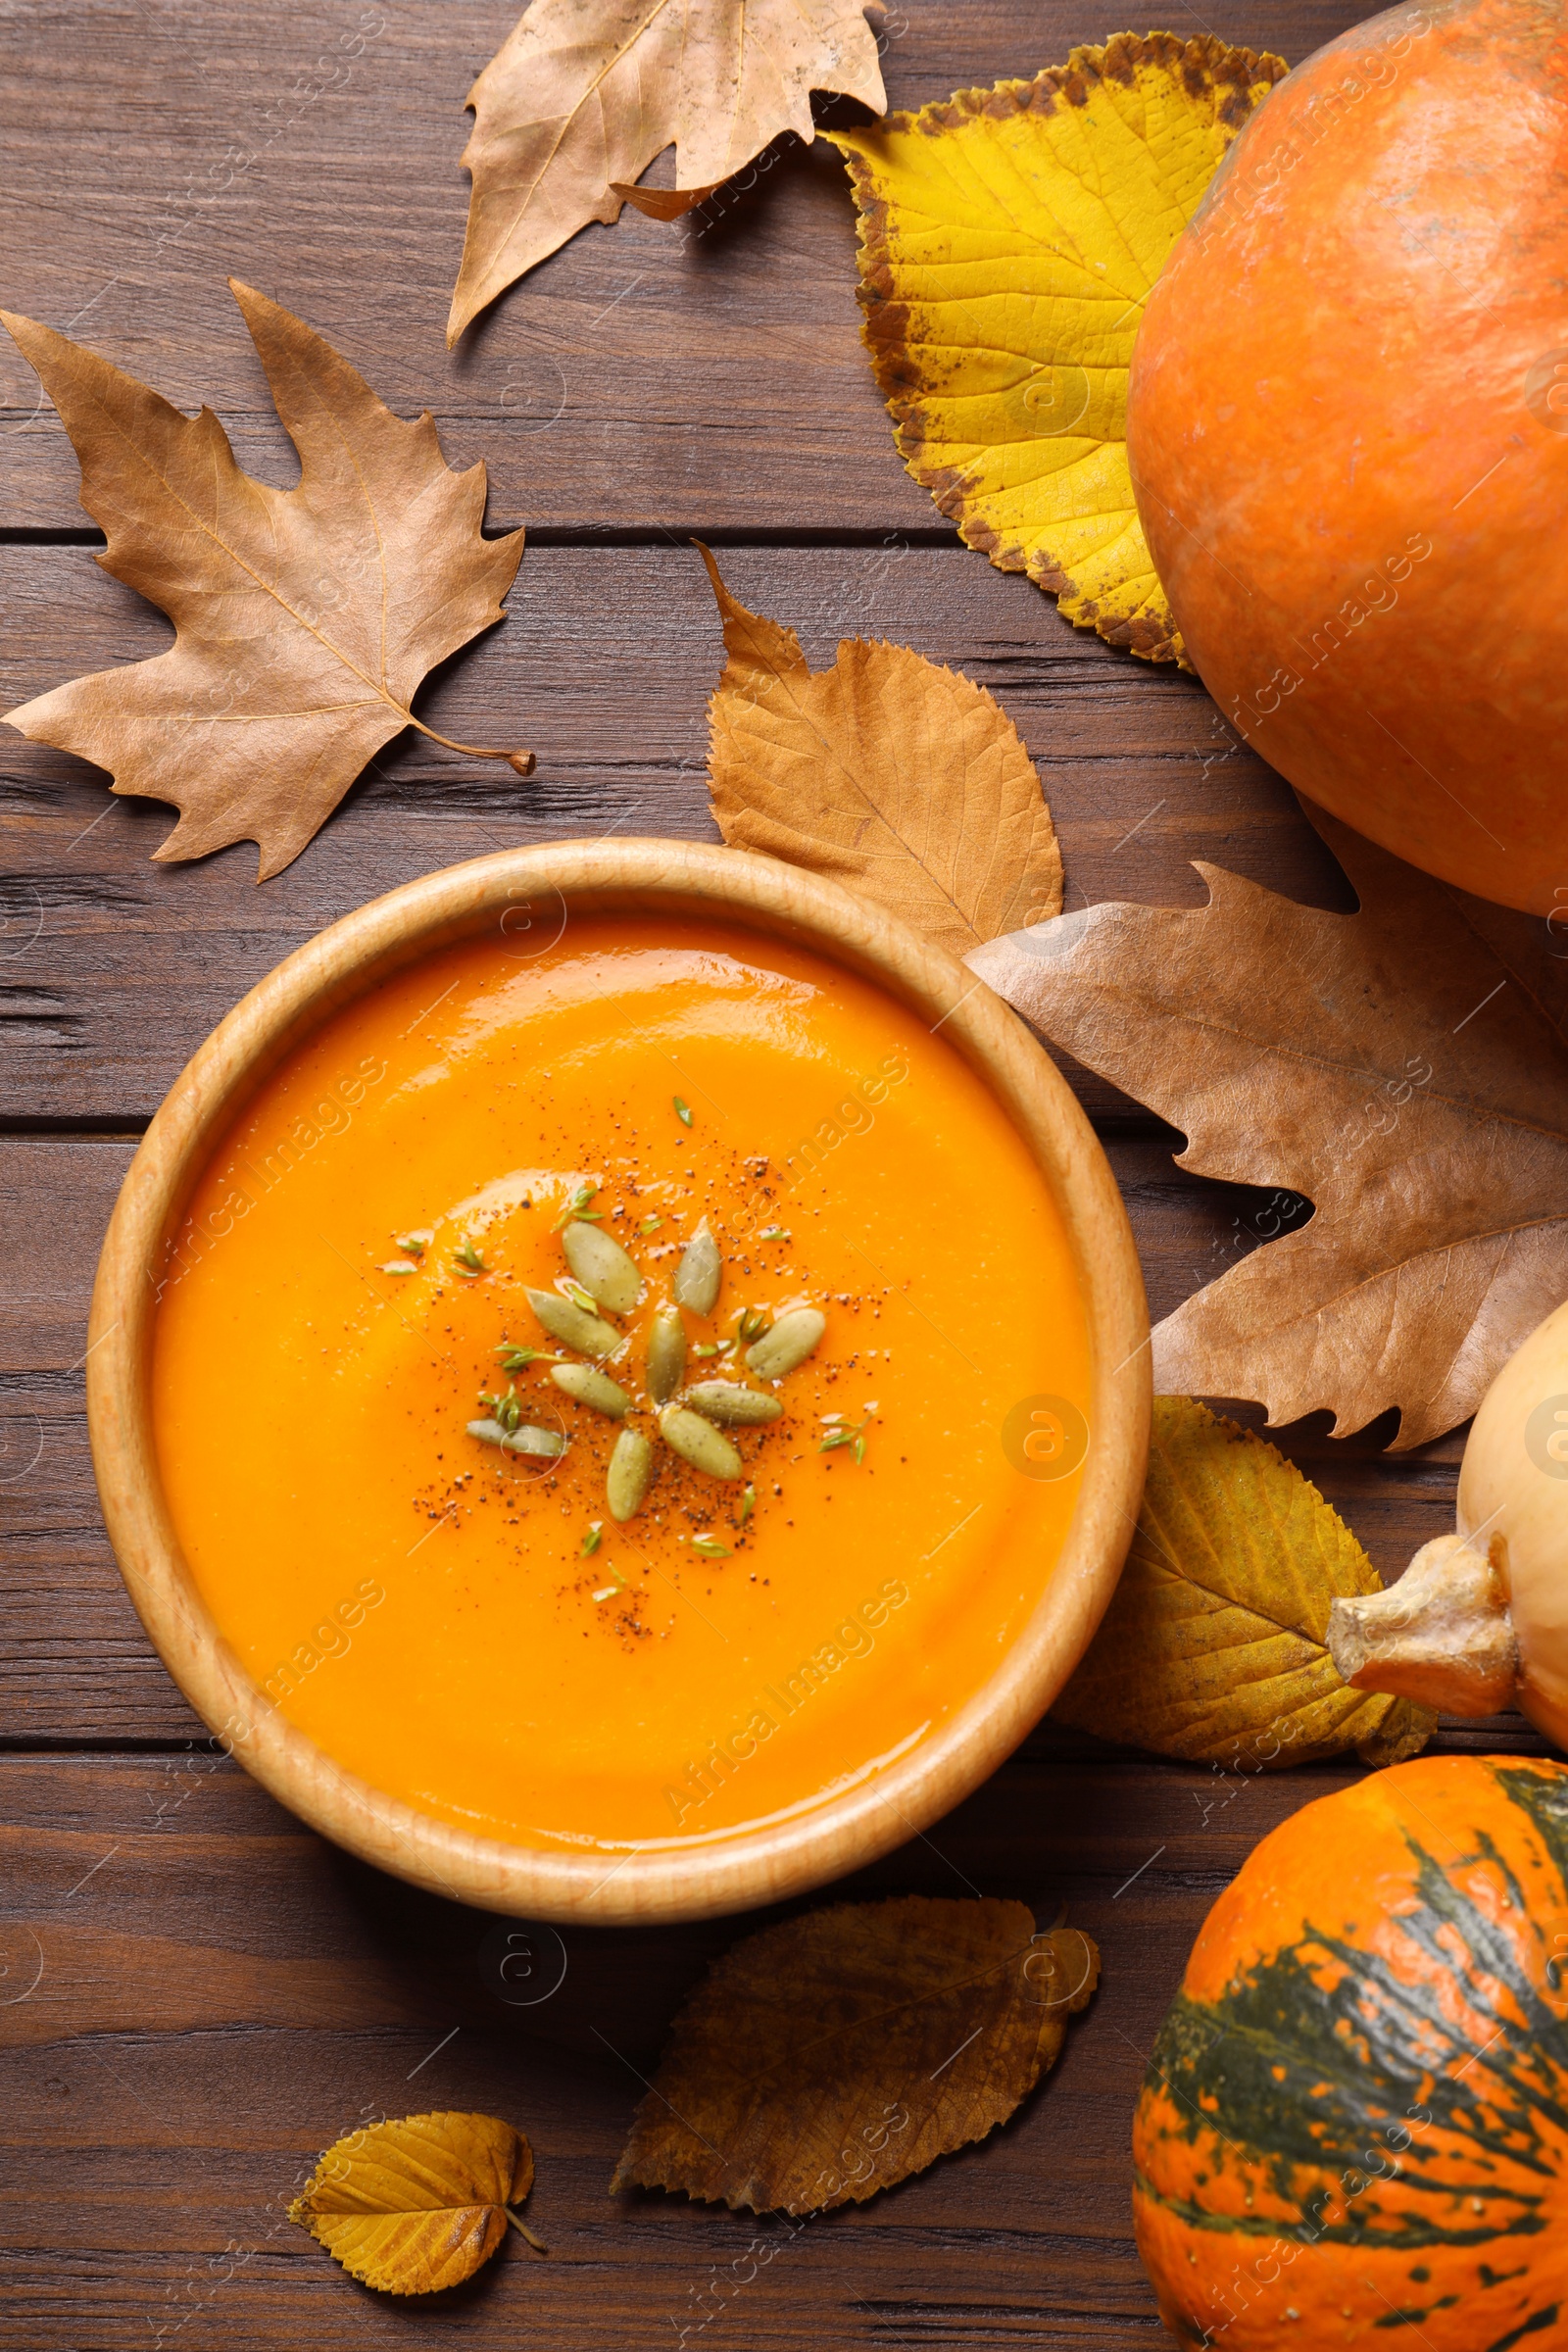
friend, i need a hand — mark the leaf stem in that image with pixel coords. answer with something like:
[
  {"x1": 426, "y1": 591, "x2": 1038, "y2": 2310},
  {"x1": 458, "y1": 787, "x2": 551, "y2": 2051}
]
[
  {"x1": 504, "y1": 2207, "x2": 549, "y2": 2254},
  {"x1": 403, "y1": 712, "x2": 535, "y2": 774}
]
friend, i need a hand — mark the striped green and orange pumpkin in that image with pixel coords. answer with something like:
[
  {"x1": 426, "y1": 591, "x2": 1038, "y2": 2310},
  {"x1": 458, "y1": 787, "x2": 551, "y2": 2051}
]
[{"x1": 1134, "y1": 1756, "x2": 1568, "y2": 2349}]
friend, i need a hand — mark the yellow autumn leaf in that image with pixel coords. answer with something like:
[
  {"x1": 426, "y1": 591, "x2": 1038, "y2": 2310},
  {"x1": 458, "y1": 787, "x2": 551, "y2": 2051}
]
[
  {"x1": 1052, "y1": 1398, "x2": 1436, "y2": 1768},
  {"x1": 700, "y1": 545, "x2": 1061, "y2": 958},
  {"x1": 829, "y1": 33, "x2": 1286, "y2": 662},
  {"x1": 289, "y1": 2111, "x2": 538, "y2": 2294}
]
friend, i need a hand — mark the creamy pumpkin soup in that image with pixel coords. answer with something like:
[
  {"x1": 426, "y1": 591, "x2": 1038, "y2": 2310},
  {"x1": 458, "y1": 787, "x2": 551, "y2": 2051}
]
[{"x1": 152, "y1": 917, "x2": 1091, "y2": 1851}]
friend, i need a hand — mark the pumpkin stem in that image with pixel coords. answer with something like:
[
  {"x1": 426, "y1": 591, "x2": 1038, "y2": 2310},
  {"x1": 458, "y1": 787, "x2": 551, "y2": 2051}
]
[{"x1": 1327, "y1": 1533, "x2": 1519, "y2": 1717}]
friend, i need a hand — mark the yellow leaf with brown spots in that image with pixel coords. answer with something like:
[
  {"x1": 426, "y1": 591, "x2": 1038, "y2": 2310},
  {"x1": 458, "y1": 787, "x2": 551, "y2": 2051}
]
[
  {"x1": 829, "y1": 33, "x2": 1287, "y2": 662},
  {"x1": 1052, "y1": 1397, "x2": 1436, "y2": 1770},
  {"x1": 289, "y1": 2111, "x2": 538, "y2": 2294},
  {"x1": 610, "y1": 1896, "x2": 1099, "y2": 2214}
]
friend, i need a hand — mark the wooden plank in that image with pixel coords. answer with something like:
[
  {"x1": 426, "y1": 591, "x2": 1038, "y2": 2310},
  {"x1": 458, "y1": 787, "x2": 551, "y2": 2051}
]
[
  {"x1": 0, "y1": 1738, "x2": 1419, "y2": 2351},
  {"x1": 0, "y1": 0, "x2": 1383, "y2": 529},
  {"x1": 0, "y1": 1131, "x2": 1468, "y2": 1741},
  {"x1": 0, "y1": 1721, "x2": 1543, "y2": 2346},
  {"x1": 0, "y1": 538, "x2": 1352, "y2": 1122}
]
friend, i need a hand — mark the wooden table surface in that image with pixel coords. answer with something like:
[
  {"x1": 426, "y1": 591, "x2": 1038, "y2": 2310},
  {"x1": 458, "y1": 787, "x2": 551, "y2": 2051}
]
[{"x1": 2, "y1": 4, "x2": 1542, "y2": 2345}]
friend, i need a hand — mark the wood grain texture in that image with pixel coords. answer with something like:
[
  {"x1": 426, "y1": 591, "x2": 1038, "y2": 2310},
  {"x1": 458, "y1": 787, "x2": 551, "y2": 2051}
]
[
  {"x1": 0, "y1": 0, "x2": 1504, "y2": 2342},
  {"x1": 0, "y1": 1, "x2": 1381, "y2": 529},
  {"x1": 0, "y1": 1732, "x2": 1512, "y2": 2351},
  {"x1": 0, "y1": 540, "x2": 1353, "y2": 1122}
]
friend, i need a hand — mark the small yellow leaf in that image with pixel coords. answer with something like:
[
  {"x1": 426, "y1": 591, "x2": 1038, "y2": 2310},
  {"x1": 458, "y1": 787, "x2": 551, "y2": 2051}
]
[
  {"x1": 611, "y1": 1897, "x2": 1098, "y2": 2214},
  {"x1": 829, "y1": 34, "x2": 1286, "y2": 662},
  {"x1": 1052, "y1": 1398, "x2": 1436, "y2": 1768},
  {"x1": 700, "y1": 546, "x2": 1061, "y2": 959},
  {"x1": 289, "y1": 2111, "x2": 535, "y2": 2295}
]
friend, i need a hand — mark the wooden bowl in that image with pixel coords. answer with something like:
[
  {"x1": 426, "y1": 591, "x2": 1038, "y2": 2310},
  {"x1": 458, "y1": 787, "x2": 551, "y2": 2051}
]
[{"x1": 88, "y1": 841, "x2": 1150, "y2": 1925}]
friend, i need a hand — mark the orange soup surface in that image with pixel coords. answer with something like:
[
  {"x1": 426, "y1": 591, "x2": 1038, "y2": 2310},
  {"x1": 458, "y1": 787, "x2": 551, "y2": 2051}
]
[{"x1": 153, "y1": 917, "x2": 1091, "y2": 1851}]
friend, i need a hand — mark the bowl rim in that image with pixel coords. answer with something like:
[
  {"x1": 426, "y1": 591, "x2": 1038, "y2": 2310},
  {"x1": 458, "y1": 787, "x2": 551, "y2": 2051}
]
[{"x1": 87, "y1": 837, "x2": 1150, "y2": 1925}]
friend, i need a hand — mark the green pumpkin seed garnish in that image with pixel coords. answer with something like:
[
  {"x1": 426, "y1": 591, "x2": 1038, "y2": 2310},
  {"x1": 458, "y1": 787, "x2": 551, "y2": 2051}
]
[
  {"x1": 581, "y1": 1521, "x2": 604, "y2": 1556},
  {"x1": 685, "y1": 1381, "x2": 784, "y2": 1428},
  {"x1": 646, "y1": 1304, "x2": 687, "y2": 1404},
  {"x1": 741, "y1": 1484, "x2": 756, "y2": 1524},
  {"x1": 551, "y1": 1362, "x2": 631, "y2": 1419},
  {"x1": 562, "y1": 1219, "x2": 642, "y2": 1314},
  {"x1": 692, "y1": 1534, "x2": 731, "y2": 1559},
  {"x1": 672, "y1": 1216, "x2": 722, "y2": 1315},
  {"x1": 554, "y1": 1181, "x2": 602, "y2": 1231},
  {"x1": 637, "y1": 1213, "x2": 663, "y2": 1235},
  {"x1": 466, "y1": 1416, "x2": 566, "y2": 1460},
  {"x1": 820, "y1": 1405, "x2": 874, "y2": 1462},
  {"x1": 525, "y1": 1286, "x2": 621, "y2": 1358},
  {"x1": 454, "y1": 1240, "x2": 488, "y2": 1274},
  {"x1": 607, "y1": 1428, "x2": 656, "y2": 1523},
  {"x1": 736, "y1": 1306, "x2": 768, "y2": 1342},
  {"x1": 395, "y1": 1233, "x2": 428, "y2": 1258},
  {"x1": 659, "y1": 1404, "x2": 743, "y2": 1482},
  {"x1": 746, "y1": 1306, "x2": 825, "y2": 1380},
  {"x1": 673, "y1": 1096, "x2": 694, "y2": 1127}
]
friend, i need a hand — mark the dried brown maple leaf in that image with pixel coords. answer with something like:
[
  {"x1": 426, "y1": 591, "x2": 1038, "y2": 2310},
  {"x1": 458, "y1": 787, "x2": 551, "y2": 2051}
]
[
  {"x1": 701, "y1": 546, "x2": 1062, "y2": 960},
  {"x1": 1, "y1": 282, "x2": 529, "y2": 881},
  {"x1": 289, "y1": 2110, "x2": 541, "y2": 2294},
  {"x1": 1052, "y1": 1397, "x2": 1434, "y2": 1769},
  {"x1": 968, "y1": 803, "x2": 1568, "y2": 1448},
  {"x1": 449, "y1": 0, "x2": 887, "y2": 342},
  {"x1": 610, "y1": 1896, "x2": 1098, "y2": 2214}
]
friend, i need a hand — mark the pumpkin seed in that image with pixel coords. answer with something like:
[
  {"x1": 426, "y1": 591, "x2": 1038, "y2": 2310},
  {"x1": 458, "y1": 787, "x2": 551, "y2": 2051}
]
[
  {"x1": 685, "y1": 1381, "x2": 783, "y2": 1428},
  {"x1": 647, "y1": 1304, "x2": 687, "y2": 1403},
  {"x1": 550, "y1": 1362, "x2": 630, "y2": 1419},
  {"x1": 525, "y1": 1286, "x2": 621, "y2": 1357},
  {"x1": 607, "y1": 1428, "x2": 656, "y2": 1523},
  {"x1": 659, "y1": 1404, "x2": 744, "y2": 1481},
  {"x1": 746, "y1": 1306, "x2": 826, "y2": 1380},
  {"x1": 673, "y1": 1217, "x2": 722, "y2": 1315},
  {"x1": 466, "y1": 1416, "x2": 566, "y2": 1460},
  {"x1": 562, "y1": 1219, "x2": 642, "y2": 1313}
]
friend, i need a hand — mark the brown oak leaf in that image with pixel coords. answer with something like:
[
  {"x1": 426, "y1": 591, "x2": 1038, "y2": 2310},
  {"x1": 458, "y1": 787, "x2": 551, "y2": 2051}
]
[
  {"x1": 1, "y1": 282, "x2": 529, "y2": 881},
  {"x1": 449, "y1": 0, "x2": 888, "y2": 342},
  {"x1": 701, "y1": 546, "x2": 1062, "y2": 960},
  {"x1": 610, "y1": 1896, "x2": 1098, "y2": 2214},
  {"x1": 289, "y1": 2110, "x2": 540, "y2": 2294},
  {"x1": 968, "y1": 803, "x2": 1568, "y2": 1448}
]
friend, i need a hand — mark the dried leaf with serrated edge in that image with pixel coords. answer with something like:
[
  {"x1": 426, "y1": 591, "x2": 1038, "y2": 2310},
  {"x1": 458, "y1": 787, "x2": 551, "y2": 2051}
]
[
  {"x1": 700, "y1": 546, "x2": 1061, "y2": 959},
  {"x1": 0, "y1": 284, "x2": 529, "y2": 882},
  {"x1": 1053, "y1": 1397, "x2": 1435, "y2": 1770},
  {"x1": 969, "y1": 801, "x2": 1568, "y2": 1448},
  {"x1": 288, "y1": 2110, "x2": 537, "y2": 2294},
  {"x1": 828, "y1": 33, "x2": 1286, "y2": 662},
  {"x1": 449, "y1": 0, "x2": 887, "y2": 342},
  {"x1": 611, "y1": 1896, "x2": 1097, "y2": 2214}
]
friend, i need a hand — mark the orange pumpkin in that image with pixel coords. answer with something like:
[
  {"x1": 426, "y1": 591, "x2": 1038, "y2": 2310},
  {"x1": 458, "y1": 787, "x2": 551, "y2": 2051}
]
[
  {"x1": 1126, "y1": 0, "x2": 1568, "y2": 917},
  {"x1": 1133, "y1": 1755, "x2": 1568, "y2": 2349}
]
